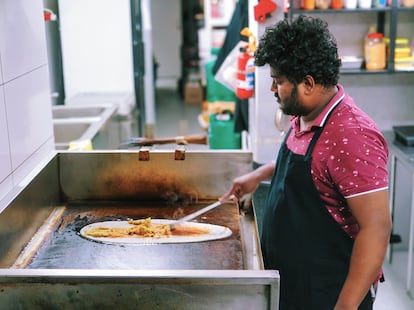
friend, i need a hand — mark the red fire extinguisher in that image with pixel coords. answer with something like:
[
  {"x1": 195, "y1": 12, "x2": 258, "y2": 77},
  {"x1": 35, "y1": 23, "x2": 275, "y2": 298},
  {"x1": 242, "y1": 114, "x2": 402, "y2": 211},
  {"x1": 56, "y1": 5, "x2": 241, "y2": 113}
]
[{"x1": 236, "y1": 47, "x2": 254, "y2": 99}]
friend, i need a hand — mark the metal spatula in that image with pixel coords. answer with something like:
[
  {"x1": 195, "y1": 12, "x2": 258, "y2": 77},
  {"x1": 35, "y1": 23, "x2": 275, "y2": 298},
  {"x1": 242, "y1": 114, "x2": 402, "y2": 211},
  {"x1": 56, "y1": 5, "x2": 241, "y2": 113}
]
[{"x1": 169, "y1": 200, "x2": 223, "y2": 230}]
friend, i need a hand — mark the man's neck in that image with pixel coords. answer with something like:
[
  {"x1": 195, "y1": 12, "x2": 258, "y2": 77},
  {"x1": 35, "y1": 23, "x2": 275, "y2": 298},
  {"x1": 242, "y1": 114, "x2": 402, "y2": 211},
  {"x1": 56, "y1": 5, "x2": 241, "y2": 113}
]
[{"x1": 301, "y1": 85, "x2": 338, "y2": 128}]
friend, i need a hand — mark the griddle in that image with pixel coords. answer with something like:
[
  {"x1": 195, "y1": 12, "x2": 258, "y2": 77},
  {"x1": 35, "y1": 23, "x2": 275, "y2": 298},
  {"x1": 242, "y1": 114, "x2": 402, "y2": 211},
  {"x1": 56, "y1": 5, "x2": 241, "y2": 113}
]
[
  {"x1": 22, "y1": 200, "x2": 244, "y2": 270},
  {"x1": 393, "y1": 125, "x2": 414, "y2": 146}
]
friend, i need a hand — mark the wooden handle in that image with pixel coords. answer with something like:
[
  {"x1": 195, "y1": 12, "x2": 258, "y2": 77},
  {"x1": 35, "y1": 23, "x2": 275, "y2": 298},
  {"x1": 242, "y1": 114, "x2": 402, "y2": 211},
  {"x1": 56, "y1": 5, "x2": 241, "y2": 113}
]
[
  {"x1": 126, "y1": 134, "x2": 207, "y2": 146},
  {"x1": 180, "y1": 134, "x2": 207, "y2": 145}
]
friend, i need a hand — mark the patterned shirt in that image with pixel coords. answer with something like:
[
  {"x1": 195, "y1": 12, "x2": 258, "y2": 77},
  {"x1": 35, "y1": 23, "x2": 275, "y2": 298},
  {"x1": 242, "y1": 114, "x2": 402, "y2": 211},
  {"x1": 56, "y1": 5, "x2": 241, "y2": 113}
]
[{"x1": 286, "y1": 84, "x2": 389, "y2": 238}]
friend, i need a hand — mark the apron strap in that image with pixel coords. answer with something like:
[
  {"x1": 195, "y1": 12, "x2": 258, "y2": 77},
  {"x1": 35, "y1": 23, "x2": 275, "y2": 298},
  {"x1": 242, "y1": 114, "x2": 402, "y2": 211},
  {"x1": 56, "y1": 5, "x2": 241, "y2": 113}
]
[
  {"x1": 304, "y1": 100, "x2": 343, "y2": 159},
  {"x1": 304, "y1": 127, "x2": 323, "y2": 159}
]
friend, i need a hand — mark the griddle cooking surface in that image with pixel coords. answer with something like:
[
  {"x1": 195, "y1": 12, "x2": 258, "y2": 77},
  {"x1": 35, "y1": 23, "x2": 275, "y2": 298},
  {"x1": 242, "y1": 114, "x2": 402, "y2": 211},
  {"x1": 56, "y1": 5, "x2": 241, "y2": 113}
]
[{"x1": 26, "y1": 201, "x2": 244, "y2": 270}]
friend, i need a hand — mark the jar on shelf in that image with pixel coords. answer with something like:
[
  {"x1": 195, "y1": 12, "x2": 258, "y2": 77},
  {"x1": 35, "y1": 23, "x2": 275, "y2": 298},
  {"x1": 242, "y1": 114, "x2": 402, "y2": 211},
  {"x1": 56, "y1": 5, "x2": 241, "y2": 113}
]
[
  {"x1": 412, "y1": 38, "x2": 414, "y2": 57},
  {"x1": 383, "y1": 37, "x2": 411, "y2": 61},
  {"x1": 331, "y1": 0, "x2": 343, "y2": 9},
  {"x1": 395, "y1": 38, "x2": 411, "y2": 59},
  {"x1": 303, "y1": 0, "x2": 316, "y2": 10},
  {"x1": 401, "y1": 0, "x2": 414, "y2": 7},
  {"x1": 316, "y1": 0, "x2": 331, "y2": 9},
  {"x1": 365, "y1": 33, "x2": 386, "y2": 70}
]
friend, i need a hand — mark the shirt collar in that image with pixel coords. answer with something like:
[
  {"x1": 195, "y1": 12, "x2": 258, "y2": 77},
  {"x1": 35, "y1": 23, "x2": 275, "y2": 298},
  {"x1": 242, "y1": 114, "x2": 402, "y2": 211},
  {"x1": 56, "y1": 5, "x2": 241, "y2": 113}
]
[{"x1": 291, "y1": 84, "x2": 345, "y2": 132}]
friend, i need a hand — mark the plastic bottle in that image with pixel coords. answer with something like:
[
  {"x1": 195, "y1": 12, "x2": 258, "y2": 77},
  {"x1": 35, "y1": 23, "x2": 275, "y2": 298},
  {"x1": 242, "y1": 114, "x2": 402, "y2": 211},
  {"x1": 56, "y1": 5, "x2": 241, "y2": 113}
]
[
  {"x1": 303, "y1": 0, "x2": 316, "y2": 10},
  {"x1": 373, "y1": 0, "x2": 386, "y2": 7},
  {"x1": 331, "y1": 0, "x2": 343, "y2": 9},
  {"x1": 365, "y1": 32, "x2": 386, "y2": 70},
  {"x1": 344, "y1": 0, "x2": 357, "y2": 8},
  {"x1": 316, "y1": 0, "x2": 331, "y2": 9}
]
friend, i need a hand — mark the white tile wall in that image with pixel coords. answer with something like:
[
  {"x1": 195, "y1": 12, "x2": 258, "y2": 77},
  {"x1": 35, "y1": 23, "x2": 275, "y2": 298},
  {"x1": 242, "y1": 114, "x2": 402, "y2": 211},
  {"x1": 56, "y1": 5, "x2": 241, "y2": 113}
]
[
  {"x1": 0, "y1": 86, "x2": 13, "y2": 203},
  {"x1": 0, "y1": 54, "x2": 3, "y2": 83},
  {"x1": 0, "y1": 86, "x2": 11, "y2": 181},
  {"x1": 0, "y1": 0, "x2": 48, "y2": 83},
  {"x1": 0, "y1": 0, "x2": 54, "y2": 209},
  {"x1": 4, "y1": 66, "x2": 53, "y2": 171},
  {"x1": 0, "y1": 3, "x2": 4, "y2": 84}
]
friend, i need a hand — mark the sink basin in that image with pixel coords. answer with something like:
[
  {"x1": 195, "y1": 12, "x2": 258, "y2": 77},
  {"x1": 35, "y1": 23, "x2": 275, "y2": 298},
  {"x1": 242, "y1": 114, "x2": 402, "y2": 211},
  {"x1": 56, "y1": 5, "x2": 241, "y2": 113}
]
[
  {"x1": 52, "y1": 106, "x2": 107, "y2": 119},
  {"x1": 53, "y1": 122, "x2": 92, "y2": 144},
  {"x1": 52, "y1": 104, "x2": 117, "y2": 150}
]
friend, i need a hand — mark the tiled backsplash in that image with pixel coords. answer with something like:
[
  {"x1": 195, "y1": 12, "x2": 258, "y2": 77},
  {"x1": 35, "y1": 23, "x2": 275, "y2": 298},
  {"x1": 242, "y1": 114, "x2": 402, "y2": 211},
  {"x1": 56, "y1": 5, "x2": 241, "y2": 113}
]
[{"x1": 0, "y1": 0, "x2": 54, "y2": 210}]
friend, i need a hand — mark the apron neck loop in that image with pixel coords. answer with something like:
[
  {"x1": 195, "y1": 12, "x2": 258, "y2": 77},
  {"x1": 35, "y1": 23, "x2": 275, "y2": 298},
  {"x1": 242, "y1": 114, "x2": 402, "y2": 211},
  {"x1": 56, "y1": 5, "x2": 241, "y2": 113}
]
[{"x1": 304, "y1": 99, "x2": 343, "y2": 159}]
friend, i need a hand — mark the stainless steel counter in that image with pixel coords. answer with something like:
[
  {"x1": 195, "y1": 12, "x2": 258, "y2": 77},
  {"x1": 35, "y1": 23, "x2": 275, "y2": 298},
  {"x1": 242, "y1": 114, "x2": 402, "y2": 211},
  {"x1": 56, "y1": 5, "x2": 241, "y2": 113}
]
[{"x1": 385, "y1": 130, "x2": 414, "y2": 295}]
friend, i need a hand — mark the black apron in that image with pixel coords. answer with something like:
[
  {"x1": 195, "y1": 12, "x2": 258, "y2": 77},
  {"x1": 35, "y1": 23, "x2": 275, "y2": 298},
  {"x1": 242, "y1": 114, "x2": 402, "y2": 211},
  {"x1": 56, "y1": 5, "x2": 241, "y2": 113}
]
[{"x1": 262, "y1": 115, "x2": 373, "y2": 309}]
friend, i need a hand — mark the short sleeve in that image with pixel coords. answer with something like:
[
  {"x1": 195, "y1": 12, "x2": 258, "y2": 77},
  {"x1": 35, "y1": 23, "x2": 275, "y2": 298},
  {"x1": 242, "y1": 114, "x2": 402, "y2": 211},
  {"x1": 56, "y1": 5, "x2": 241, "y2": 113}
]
[{"x1": 325, "y1": 120, "x2": 388, "y2": 198}]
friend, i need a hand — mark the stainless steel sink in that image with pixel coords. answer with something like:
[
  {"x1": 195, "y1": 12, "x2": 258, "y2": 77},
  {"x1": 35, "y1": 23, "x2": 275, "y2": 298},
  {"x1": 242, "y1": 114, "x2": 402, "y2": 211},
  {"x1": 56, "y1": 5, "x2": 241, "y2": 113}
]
[
  {"x1": 52, "y1": 104, "x2": 117, "y2": 150},
  {"x1": 53, "y1": 122, "x2": 92, "y2": 144},
  {"x1": 52, "y1": 106, "x2": 107, "y2": 119}
]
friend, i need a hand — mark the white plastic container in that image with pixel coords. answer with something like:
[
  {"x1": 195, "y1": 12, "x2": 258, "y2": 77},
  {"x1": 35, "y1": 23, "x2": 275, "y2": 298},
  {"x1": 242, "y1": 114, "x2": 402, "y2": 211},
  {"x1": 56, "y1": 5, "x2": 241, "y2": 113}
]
[
  {"x1": 358, "y1": 0, "x2": 372, "y2": 8},
  {"x1": 344, "y1": 0, "x2": 357, "y2": 8}
]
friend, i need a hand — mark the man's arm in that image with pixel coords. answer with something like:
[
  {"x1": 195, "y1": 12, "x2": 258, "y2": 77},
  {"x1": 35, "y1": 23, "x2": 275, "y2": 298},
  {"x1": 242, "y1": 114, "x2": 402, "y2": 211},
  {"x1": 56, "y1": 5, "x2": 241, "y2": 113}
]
[
  {"x1": 220, "y1": 161, "x2": 276, "y2": 202},
  {"x1": 335, "y1": 189, "x2": 392, "y2": 310}
]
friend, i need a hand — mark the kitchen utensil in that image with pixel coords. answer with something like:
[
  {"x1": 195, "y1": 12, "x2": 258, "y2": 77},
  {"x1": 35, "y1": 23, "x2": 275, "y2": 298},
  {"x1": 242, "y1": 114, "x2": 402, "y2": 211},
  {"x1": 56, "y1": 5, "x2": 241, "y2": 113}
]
[
  {"x1": 120, "y1": 134, "x2": 207, "y2": 148},
  {"x1": 170, "y1": 200, "x2": 223, "y2": 230}
]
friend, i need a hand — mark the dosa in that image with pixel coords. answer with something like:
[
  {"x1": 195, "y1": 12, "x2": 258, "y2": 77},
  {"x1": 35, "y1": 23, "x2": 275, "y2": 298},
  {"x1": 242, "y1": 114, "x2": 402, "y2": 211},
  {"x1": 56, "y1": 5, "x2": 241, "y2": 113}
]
[{"x1": 80, "y1": 218, "x2": 232, "y2": 244}]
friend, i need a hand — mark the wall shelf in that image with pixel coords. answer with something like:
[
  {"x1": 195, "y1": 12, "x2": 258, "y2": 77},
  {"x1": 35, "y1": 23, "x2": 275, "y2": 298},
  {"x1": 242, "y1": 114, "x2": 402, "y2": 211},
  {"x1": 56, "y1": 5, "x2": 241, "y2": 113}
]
[
  {"x1": 198, "y1": 0, "x2": 237, "y2": 61},
  {"x1": 289, "y1": 7, "x2": 392, "y2": 13},
  {"x1": 288, "y1": 1, "x2": 414, "y2": 74}
]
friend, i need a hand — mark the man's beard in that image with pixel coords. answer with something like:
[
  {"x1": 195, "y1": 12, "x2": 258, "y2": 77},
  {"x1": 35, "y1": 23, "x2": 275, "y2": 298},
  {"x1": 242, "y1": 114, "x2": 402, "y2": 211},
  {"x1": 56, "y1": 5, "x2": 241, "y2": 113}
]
[{"x1": 280, "y1": 85, "x2": 309, "y2": 116}]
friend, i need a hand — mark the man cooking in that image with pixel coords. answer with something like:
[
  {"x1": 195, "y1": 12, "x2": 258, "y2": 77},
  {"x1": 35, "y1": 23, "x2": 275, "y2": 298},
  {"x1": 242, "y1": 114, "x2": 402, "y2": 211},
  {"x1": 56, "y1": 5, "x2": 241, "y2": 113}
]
[{"x1": 221, "y1": 15, "x2": 392, "y2": 310}]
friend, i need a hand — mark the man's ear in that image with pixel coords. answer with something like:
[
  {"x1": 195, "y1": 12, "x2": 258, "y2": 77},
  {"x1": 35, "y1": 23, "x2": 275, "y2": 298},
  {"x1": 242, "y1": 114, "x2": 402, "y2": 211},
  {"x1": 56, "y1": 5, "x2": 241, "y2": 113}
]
[{"x1": 302, "y1": 75, "x2": 315, "y2": 94}]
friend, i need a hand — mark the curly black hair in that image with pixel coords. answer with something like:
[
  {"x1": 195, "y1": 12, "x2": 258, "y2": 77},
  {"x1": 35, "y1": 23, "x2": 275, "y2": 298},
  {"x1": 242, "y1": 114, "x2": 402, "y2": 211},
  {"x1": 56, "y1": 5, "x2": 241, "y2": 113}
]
[{"x1": 255, "y1": 15, "x2": 341, "y2": 87}]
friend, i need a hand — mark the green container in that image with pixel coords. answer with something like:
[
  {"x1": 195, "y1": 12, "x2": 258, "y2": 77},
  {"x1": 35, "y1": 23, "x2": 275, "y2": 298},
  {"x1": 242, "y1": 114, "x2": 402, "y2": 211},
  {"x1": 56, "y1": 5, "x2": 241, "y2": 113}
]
[
  {"x1": 208, "y1": 112, "x2": 241, "y2": 149},
  {"x1": 205, "y1": 49, "x2": 236, "y2": 103}
]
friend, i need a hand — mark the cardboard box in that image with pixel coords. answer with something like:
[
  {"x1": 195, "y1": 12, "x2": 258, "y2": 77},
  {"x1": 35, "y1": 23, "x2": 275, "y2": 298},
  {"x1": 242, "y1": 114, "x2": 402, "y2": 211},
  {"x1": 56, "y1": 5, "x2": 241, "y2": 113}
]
[{"x1": 184, "y1": 81, "x2": 203, "y2": 105}]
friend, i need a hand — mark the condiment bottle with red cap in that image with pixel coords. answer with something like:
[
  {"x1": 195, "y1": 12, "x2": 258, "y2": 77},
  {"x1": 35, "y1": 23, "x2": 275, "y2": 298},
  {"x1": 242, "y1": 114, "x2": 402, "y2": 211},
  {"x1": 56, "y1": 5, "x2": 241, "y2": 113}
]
[{"x1": 365, "y1": 32, "x2": 386, "y2": 70}]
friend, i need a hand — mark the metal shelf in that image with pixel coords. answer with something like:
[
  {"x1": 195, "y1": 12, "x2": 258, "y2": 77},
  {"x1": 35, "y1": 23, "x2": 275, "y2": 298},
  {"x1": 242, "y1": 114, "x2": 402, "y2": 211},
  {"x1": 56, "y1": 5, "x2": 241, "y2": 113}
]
[
  {"x1": 289, "y1": 7, "x2": 391, "y2": 14},
  {"x1": 288, "y1": 0, "x2": 414, "y2": 74}
]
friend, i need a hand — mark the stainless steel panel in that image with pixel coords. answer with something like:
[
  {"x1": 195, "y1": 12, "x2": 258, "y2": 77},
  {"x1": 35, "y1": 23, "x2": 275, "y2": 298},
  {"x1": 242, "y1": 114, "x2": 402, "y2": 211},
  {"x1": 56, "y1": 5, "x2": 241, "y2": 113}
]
[
  {"x1": 0, "y1": 269, "x2": 279, "y2": 310},
  {"x1": 0, "y1": 155, "x2": 61, "y2": 268},
  {"x1": 0, "y1": 150, "x2": 279, "y2": 309},
  {"x1": 58, "y1": 151, "x2": 253, "y2": 200}
]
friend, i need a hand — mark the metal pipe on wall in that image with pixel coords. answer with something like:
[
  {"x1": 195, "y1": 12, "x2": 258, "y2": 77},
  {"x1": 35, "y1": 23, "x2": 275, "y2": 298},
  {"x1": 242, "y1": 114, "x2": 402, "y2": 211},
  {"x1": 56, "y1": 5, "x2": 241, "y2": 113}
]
[
  {"x1": 130, "y1": 0, "x2": 156, "y2": 138},
  {"x1": 141, "y1": 0, "x2": 156, "y2": 137}
]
